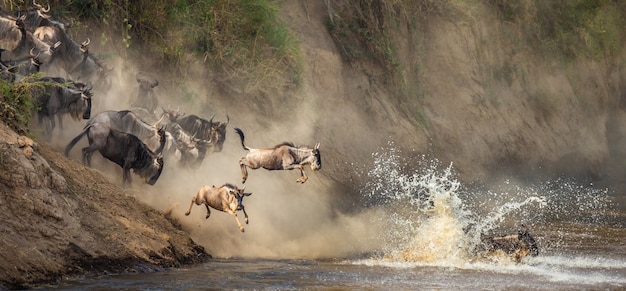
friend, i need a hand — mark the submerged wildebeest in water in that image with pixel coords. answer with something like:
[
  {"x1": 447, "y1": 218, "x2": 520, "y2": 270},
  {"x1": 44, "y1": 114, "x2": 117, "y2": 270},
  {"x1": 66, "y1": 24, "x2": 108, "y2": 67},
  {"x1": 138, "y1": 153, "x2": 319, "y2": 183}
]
[
  {"x1": 234, "y1": 127, "x2": 321, "y2": 184},
  {"x1": 477, "y1": 226, "x2": 539, "y2": 262},
  {"x1": 184, "y1": 183, "x2": 252, "y2": 232},
  {"x1": 64, "y1": 123, "x2": 166, "y2": 186}
]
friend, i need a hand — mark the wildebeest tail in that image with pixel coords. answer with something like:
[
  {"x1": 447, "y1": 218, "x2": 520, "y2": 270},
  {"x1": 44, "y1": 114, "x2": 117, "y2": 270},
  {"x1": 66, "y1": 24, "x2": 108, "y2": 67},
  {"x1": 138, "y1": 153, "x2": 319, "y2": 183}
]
[
  {"x1": 65, "y1": 124, "x2": 90, "y2": 157},
  {"x1": 234, "y1": 127, "x2": 249, "y2": 151}
]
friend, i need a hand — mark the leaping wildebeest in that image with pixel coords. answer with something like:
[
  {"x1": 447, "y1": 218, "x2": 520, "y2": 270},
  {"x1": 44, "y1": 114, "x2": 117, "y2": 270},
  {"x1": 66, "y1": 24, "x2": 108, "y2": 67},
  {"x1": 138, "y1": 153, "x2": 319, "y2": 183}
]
[
  {"x1": 234, "y1": 127, "x2": 321, "y2": 184},
  {"x1": 64, "y1": 123, "x2": 166, "y2": 186},
  {"x1": 185, "y1": 183, "x2": 251, "y2": 232}
]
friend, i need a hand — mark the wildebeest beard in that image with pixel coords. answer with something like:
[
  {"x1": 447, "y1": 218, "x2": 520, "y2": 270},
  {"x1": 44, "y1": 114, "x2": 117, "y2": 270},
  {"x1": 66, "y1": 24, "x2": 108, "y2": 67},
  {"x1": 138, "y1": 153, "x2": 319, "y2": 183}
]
[{"x1": 132, "y1": 148, "x2": 164, "y2": 185}]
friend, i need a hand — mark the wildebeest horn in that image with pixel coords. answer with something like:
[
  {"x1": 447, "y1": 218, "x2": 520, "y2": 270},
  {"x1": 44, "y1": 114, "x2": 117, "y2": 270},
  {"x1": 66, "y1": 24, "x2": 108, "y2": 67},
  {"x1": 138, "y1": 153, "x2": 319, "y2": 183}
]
[
  {"x1": 315, "y1": 143, "x2": 320, "y2": 149},
  {"x1": 29, "y1": 48, "x2": 39, "y2": 58},
  {"x1": 33, "y1": 0, "x2": 50, "y2": 13},
  {"x1": 50, "y1": 41, "x2": 61, "y2": 53},
  {"x1": 154, "y1": 114, "x2": 166, "y2": 127},
  {"x1": 209, "y1": 114, "x2": 215, "y2": 123},
  {"x1": 226, "y1": 115, "x2": 230, "y2": 125}
]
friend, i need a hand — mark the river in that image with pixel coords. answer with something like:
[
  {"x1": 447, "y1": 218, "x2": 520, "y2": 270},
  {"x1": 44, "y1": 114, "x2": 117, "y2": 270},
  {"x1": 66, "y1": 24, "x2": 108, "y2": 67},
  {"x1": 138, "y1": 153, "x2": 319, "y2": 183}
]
[{"x1": 50, "y1": 149, "x2": 626, "y2": 290}]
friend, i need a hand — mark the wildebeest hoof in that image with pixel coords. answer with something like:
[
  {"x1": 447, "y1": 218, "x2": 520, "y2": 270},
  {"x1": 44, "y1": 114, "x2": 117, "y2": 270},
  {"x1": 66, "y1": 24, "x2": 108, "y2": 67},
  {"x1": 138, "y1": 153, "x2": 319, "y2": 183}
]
[
  {"x1": 184, "y1": 212, "x2": 190, "y2": 216},
  {"x1": 205, "y1": 215, "x2": 210, "y2": 219},
  {"x1": 240, "y1": 227, "x2": 245, "y2": 233}
]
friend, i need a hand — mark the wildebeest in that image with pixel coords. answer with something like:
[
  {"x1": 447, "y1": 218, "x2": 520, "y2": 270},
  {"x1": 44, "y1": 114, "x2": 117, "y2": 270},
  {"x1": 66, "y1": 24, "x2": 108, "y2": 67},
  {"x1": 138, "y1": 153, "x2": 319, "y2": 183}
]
[
  {"x1": 130, "y1": 72, "x2": 159, "y2": 114},
  {"x1": 163, "y1": 121, "x2": 212, "y2": 167},
  {"x1": 234, "y1": 127, "x2": 321, "y2": 184},
  {"x1": 31, "y1": 76, "x2": 93, "y2": 140},
  {"x1": 184, "y1": 183, "x2": 251, "y2": 232},
  {"x1": 175, "y1": 114, "x2": 229, "y2": 153},
  {"x1": 64, "y1": 123, "x2": 166, "y2": 186},
  {"x1": 17, "y1": 0, "x2": 68, "y2": 32},
  {"x1": 86, "y1": 110, "x2": 174, "y2": 155},
  {"x1": 478, "y1": 227, "x2": 539, "y2": 262},
  {"x1": 33, "y1": 23, "x2": 111, "y2": 93},
  {"x1": 0, "y1": 14, "x2": 54, "y2": 65},
  {"x1": 0, "y1": 47, "x2": 47, "y2": 82}
]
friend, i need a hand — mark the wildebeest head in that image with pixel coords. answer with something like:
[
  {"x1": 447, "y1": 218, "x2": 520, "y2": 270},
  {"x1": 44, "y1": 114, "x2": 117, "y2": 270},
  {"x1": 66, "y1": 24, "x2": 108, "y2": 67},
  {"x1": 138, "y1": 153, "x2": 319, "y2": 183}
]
[
  {"x1": 160, "y1": 107, "x2": 183, "y2": 123},
  {"x1": 73, "y1": 81, "x2": 93, "y2": 119},
  {"x1": 209, "y1": 115, "x2": 229, "y2": 152},
  {"x1": 308, "y1": 143, "x2": 322, "y2": 171},
  {"x1": 226, "y1": 184, "x2": 252, "y2": 211},
  {"x1": 137, "y1": 127, "x2": 165, "y2": 185},
  {"x1": 145, "y1": 155, "x2": 164, "y2": 185}
]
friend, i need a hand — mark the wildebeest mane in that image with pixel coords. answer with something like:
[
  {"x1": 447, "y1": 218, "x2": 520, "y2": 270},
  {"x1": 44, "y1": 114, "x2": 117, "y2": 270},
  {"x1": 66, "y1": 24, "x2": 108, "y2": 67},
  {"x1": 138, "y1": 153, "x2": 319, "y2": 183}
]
[
  {"x1": 274, "y1": 141, "x2": 295, "y2": 148},
  {"x1": 0, "y1": 16, "x2": 21, "y2": 51},
  {"x1": 115, "y1": 110, "x2": 158, "y2": 138}
]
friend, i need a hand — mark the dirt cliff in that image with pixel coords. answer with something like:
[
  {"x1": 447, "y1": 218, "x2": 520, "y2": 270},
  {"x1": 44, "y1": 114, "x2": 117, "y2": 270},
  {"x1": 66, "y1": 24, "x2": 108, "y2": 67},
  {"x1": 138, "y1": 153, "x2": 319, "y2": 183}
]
[{"x1": 0, "y1": 121, "x2": 209, "y2": 289}]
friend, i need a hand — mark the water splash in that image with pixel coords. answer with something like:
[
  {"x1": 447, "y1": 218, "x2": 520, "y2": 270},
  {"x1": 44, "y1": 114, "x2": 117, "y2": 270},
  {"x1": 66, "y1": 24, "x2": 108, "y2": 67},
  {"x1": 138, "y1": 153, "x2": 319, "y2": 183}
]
[{"x1": 363, "y1": 144, "x2": 551, "y2": 265}]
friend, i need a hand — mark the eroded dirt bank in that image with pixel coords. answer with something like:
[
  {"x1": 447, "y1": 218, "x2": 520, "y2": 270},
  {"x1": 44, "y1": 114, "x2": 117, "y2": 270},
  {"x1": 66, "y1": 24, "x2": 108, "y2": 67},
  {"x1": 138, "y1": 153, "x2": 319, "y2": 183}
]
[{"x1": 0, "y1": 122, "x2": 209, "y2": 289}]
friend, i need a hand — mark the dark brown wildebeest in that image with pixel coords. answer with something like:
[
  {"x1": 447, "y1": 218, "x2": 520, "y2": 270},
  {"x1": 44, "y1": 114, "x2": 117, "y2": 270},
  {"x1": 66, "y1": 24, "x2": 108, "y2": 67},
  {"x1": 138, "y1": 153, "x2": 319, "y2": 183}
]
[
  {"x1": 175, "y1": 113, "x2": 229, "y2": 153},
  {"x1": 479, "y1": 227, "x2": 539, "y2": 262},
  {"x1": 31, "y1": 77, "x2": 93, "y2": 140},
  {"x1": 234, "y1": 127, "x2": 321, "y2": 184},
  {"x1": 184, "y1": 183, "x2": 252, "y2": 232},
  {"x1": 64, "y1": 123, "x2": 166, "y2": 186}
]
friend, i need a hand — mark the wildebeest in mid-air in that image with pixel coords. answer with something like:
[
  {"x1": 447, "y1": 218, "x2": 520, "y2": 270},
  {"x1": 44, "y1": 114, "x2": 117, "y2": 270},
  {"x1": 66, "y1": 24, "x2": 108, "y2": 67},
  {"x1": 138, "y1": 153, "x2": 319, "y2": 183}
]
[
  {"x1": 185, "y1": 183, "x2": 252, "y2": 232},
  {"x1": 234, "y1": 127, "x2": 321, "y2": 184},
  {"x1": 64, "y1": 123, "x2": 166, "y2": 186}
]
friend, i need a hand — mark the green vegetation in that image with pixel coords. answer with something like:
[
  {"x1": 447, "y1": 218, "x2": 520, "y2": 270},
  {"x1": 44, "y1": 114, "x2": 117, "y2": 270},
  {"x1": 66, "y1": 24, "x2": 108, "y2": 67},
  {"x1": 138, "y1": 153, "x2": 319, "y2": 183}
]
[
  {"x1": 21, "y1": 0, "x2": 302, "y2": 93},
  {"x1": 0, "y1": 78, "x2": 37, "y2": 134},
  {"x1": 487, "y1": 0, "x2": 625, "y2": 61}
]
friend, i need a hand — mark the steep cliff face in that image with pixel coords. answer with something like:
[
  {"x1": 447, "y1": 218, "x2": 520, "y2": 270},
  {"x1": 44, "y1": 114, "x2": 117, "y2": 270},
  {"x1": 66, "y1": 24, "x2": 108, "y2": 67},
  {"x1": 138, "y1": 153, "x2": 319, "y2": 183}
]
[
  {"x1": 280, "y1": 1, "x2": 626, "y2": 197},
  {"x1": 0, "y1": 122, "x2": 209, "y2": 289}
]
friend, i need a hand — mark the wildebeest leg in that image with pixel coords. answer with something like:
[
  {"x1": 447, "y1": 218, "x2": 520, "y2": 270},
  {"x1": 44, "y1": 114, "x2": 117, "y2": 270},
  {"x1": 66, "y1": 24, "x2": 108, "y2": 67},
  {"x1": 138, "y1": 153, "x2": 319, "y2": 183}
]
[
  {"x1": 296, "y1": 166, "x2": 308, "y2": 184},
  {"x1": 57, "y1": 114, "x2": 64, "y2": 130},
  {"x1": 239, "y1": 159, "x2": 248, "y2": 183},
  {"x1": 241, "y1": 206, "x2": 249, "y2": 224},
  {"x1": 226, "y1": 209, "x2": 245, "y2": 232},
  {"x1": 184, "y1": 197, "x2": 197, "y2": 216},
  {"x1": 81, "y1": 145, "x2": 99, "y2": 166},
  {"x1": 204, "y1": 204, "x2": 211, "y2": 219},
  {"x1": 122, "y1": 162, "x2": 132, "y2": 186}
]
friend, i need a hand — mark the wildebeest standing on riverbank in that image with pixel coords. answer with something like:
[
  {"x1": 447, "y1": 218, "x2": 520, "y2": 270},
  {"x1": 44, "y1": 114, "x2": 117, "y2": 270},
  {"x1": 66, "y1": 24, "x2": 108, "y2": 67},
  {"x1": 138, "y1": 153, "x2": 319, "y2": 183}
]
[{"x1": 64, "y1": 123, "x2": 166, "y2": 186}]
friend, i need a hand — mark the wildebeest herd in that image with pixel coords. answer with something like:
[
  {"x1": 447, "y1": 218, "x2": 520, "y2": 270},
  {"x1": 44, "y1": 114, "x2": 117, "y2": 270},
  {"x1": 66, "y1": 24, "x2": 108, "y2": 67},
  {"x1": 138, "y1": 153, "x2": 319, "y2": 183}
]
[
  {"x1": 1, "y1": 2, "x2": 323, "y2": 233},
  {"x1": 2, "y1": 2, "x2": 537, "y2": 261}
]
